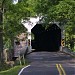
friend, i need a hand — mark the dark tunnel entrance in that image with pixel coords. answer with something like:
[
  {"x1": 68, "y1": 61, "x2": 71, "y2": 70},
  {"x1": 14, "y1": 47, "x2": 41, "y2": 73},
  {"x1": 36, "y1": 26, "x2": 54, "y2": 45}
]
[{"x1": 31, "y1": 24, "x2": 61, "y2": 52}]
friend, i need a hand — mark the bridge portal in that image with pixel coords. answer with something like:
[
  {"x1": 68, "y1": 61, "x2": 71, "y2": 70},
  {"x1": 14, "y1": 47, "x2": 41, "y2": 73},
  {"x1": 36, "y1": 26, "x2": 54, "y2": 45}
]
[{"x1": 31, "y1": 24, "x2": 61, "y2": 52}]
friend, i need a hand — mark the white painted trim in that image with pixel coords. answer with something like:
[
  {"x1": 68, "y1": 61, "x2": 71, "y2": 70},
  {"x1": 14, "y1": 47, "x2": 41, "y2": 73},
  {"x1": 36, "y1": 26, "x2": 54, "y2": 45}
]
[{"x1": 18, "y1": 65, "x2": 30, "y2": 75}]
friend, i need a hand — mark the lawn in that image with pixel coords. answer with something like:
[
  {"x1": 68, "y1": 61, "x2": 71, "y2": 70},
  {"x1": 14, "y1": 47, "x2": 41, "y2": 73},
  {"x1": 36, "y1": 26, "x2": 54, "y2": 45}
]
[{"x1": 0, "y1": 65, "x2": 24, "y2": 75}]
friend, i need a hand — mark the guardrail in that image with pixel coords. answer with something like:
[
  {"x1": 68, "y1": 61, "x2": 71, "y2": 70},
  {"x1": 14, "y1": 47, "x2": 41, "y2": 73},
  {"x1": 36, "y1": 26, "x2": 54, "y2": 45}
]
[{"x1": 60, "y1": 46, "x2": 75, "y2": 57}]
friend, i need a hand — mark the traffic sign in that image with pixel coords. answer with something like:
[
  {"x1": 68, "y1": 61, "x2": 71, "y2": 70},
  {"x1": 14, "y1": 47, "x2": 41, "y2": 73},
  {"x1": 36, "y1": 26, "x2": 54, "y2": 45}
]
[{"x1": 61, "y1": 39, "x2": 65, "y2": 47}]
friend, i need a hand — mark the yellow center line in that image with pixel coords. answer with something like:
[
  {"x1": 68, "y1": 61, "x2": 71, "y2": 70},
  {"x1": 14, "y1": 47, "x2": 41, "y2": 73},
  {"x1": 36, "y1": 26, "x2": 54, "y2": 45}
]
[
  {"x1": 56, "y1": 64, "x2": 62, "y2": 75},
  {"x1": 56, "y1": 64, "x2": 66, "y2": 75},
  {"x1": 59, "y1": 64, "x2": 66, "y2": 75}
]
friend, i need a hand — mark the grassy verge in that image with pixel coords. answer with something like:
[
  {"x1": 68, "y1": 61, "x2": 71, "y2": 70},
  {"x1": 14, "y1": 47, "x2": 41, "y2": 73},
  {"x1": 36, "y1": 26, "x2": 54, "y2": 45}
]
[{"x1": 0, "y1": 65, "x2": 25, "y2": 75}]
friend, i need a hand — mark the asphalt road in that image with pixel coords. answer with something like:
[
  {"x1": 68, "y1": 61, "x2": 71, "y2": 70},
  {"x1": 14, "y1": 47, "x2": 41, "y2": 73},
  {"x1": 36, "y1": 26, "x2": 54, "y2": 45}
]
[{"x1": 18, "y1": 51, "x2": 75, "y2": 75}]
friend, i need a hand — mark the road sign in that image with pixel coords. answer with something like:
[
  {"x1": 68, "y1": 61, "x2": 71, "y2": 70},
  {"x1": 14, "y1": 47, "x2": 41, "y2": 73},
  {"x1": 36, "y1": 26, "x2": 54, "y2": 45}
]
[{"x1": 61, "y1": 39, "x2": 65, "y2": 47}]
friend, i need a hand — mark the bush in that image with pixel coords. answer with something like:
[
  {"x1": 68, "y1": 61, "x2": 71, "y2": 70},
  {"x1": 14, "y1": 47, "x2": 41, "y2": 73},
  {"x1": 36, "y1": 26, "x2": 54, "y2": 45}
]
[{"x1": 0, "y1": 62, "x2": 11, "y2": 71}]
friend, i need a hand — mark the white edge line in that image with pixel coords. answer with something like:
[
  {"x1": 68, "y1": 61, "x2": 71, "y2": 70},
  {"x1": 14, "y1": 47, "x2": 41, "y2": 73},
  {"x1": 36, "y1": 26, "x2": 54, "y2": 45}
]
[{"x1": 18, "y1": 65, "x2": 30, "y2": 75}]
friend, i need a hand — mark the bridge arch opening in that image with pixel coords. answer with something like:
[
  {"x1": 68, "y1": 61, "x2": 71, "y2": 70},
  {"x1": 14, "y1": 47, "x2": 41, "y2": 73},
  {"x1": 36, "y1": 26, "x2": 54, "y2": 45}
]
[{"x1": 31, "y1": 24, "x2": 61, "y2": 52}]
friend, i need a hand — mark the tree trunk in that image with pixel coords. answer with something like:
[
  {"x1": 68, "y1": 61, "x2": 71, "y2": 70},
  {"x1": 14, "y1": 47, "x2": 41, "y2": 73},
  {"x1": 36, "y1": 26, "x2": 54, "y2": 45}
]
[
  {"x1": 0, "y1": 0, "x2": 6, "y2": 63},
  {"x1": 0, "y1": 10, "x2": 3, "y2": 62},
  {"x1": 10, "y1": 37, "x2": 14, "y2": 60},
  {"x1": 0, "y1": 31, "x2": 3, "y2": 62}
]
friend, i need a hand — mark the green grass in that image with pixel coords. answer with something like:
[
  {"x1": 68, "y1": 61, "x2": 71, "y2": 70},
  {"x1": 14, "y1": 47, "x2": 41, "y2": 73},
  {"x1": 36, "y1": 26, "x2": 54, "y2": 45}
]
[{"x1": 0, "y1": 65, "x2": 25, "y2": 75}]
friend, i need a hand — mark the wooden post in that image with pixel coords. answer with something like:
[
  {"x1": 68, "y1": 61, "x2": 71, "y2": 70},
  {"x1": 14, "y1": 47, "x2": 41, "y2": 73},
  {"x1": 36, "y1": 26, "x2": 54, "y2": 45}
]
[
  {"x1": 23, "y1": 54, "x2": 25, "y2": 65},
  {"x1": 19, "y1": 55, "x2": 22, "y2": 65}
]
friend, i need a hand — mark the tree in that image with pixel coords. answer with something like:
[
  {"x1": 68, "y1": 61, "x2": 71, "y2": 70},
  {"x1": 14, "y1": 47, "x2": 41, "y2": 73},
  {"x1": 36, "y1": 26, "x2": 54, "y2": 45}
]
[
  {"x1": 29, "y1": 0, "x2": 75, "y2": 50},
  {"x1": 1, "y1": 0, "x2": 75, "y2": 61},
  {"x1": 0, "y1": 0, "x2": 6, "y2": 62}
]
